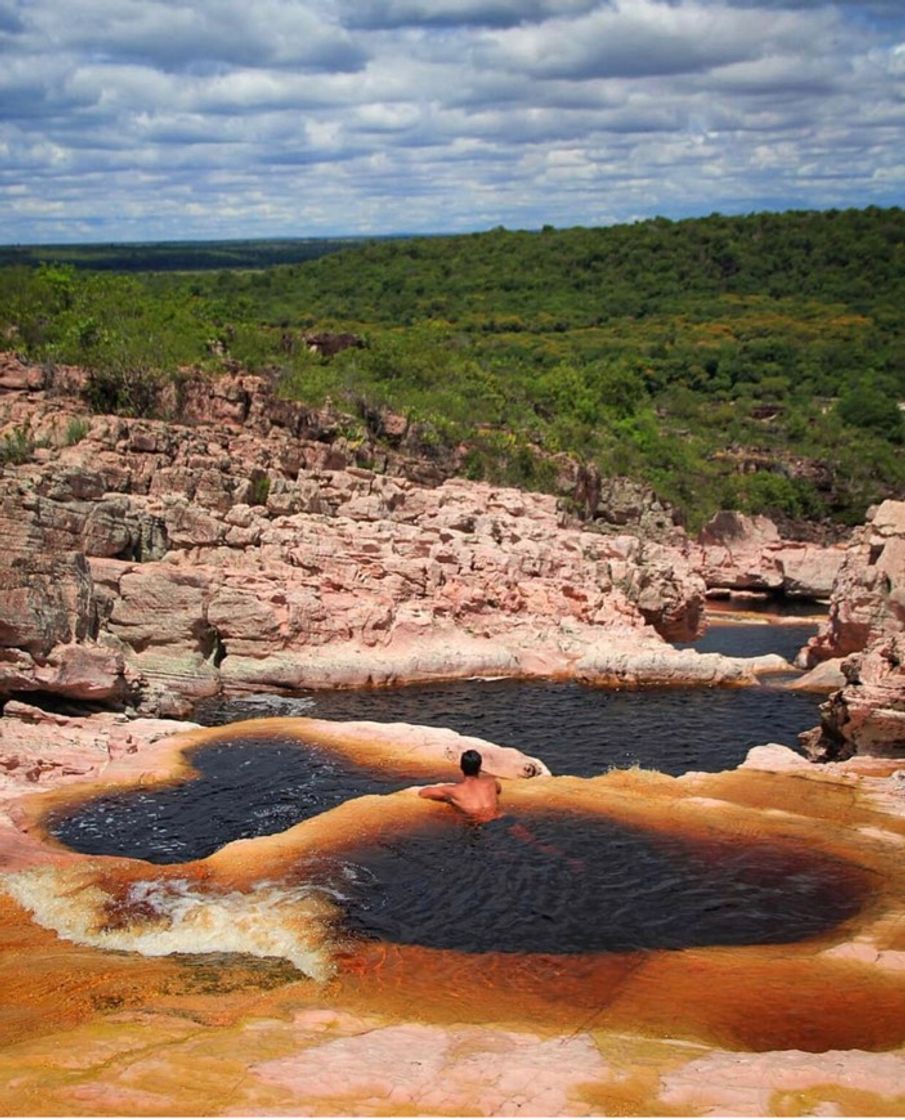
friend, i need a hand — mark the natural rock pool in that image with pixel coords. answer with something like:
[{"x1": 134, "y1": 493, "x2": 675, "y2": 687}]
[
  {"x1": 52, "y1": 621, "x2": 824, "y2": 863},
  {"x1": 193, "y1": 673, "x2": 821, "y2": 779},
  {"x1": 310, "y1": 810, "x2": 866, "y2": 955},
  {"x1": 48, "y1": 736, "x2": 427, "y2": 863}
]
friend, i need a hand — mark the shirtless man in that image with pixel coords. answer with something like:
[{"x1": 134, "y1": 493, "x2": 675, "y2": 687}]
[{"x1": 417, "y1": 749, "x2": 502, "y2": 822}]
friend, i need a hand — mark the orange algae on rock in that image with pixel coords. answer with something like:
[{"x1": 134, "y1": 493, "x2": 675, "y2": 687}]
[{"x1": 2, "y1": 718, "x2": 905, "y2": 1115}]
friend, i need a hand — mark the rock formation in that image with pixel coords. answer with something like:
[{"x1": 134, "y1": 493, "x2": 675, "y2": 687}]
[
  {"x1": 1, "y1": 353, "x2": 732, "y2": 716},
  {"x1": 800, "y1": 633, "x2": 905, "y2": 762},
  {"x1": 690, "y1": 509, "x2": 846, "y2": 600},
  {"x1": 796, "y1": 500, "x2": 905, "y2": 760},
  {"x1": 800, "y1": 499, "x2": 905, "y2": 665}
]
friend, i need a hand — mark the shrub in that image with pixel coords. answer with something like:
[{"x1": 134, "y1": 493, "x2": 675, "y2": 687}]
[
  {"x1": 81, "y1": 364, "x2": 162, "y2": 417},
  {"x1": 836, "y1": 377, "x2": 904, "y2": 443},
  {"x1": 65, "y1": 417, "x2": 90, "y2": 445},
  {"x1": 0, "y1": 426, "x2": 33, "y2": 465},
  {"x1": 248, "y1": 472, "x2": 271, "y2": 506}
]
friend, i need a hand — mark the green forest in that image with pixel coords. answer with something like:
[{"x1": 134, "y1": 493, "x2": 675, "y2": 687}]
[{"x1": 1, "y1": 206, "x2": 903, "y2": 531}]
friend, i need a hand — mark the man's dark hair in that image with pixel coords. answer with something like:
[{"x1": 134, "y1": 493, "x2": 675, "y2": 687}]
[{"x1": 460, "y1": 749, "x2": 482, "y2": 776}]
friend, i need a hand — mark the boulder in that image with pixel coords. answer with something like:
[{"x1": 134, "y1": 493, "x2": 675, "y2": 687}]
[
  {"x1": 0, "y1": 354, "x2": 46, "y2": 392},
  {"x1": 698, "y1": 510, "x2": 781, "y2": 547},
  {"x1": 801, "y1": 633, "x2": 905, "y2": 761},
  {"x1": 689, "y1": 510, "x2": 848, "y2": 601},
  {"x1": 801, "y1": 500, "x2": 905, "y2": 666}
]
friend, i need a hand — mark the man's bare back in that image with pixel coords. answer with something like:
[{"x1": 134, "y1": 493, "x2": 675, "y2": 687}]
[{"x1": 417, "y1": 749, "x2": 502, "y2": 822}]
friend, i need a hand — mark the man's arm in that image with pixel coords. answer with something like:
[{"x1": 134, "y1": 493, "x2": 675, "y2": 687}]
[{"x1": 417, "y1": 783, "x2": 457, "y2": 802}]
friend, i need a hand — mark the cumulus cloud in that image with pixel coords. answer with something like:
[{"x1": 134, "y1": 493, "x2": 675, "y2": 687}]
[
  {"x1": 339, "y1": 0, "x2": 599, "y2": 29},
  {"x1": 0, "y1": 0, "x2": 903, "y2": 242},
  {"x1": 8, "y1": 0, "x2": 366, "y2": 71}
]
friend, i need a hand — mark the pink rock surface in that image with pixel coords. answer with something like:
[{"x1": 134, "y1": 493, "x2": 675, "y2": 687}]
[
  {"x1": 0, "y1": 359, "x2": 719, "y2": 713},
  {"x1": 252, "y1": 1020, "x2": 607, "y2": 1117},
  {"x1": 691, "y1": 510, "x2": 846, "y2": 599},
  {"x1": 786, "y1": 658, "x2": 846, "y2": 693},
  {"x1": 0, "y1": 699, "x2": 198, "y2": 798},
  {"x1": 659, "y1": 1046, "x2": 905, "y2": 1117},
  {"x1": 801, "y1": 632, "x2": 905, "y2": 761},
  {"x1": 802, "y1": 499, "x2": 905, "y2": 666}
]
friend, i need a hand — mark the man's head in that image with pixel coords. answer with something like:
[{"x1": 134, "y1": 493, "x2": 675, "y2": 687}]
[{"x1": 460, "y1": 749, "x2": 482, "y2": 777}]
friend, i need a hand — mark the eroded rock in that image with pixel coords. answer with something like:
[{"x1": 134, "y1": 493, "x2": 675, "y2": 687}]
[
  {"x1": 801, "y1": 633, "x2": 905, "y2": 761},
  {"x1": 801, "y1": 500, "x2": 905, "y2": 666}
]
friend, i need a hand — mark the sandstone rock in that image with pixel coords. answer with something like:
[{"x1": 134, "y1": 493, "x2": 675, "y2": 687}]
[
  {"x1": 786, "y1": 659, "x2": 846, "y2": 693},
  {"x1": 802, "y1": 500, "x2": 905, "y2": 666},
  {"x1": 0, "y1": 701, "x2": 197, "y2": 796},
  {"x1": 659, "y1": 1046, "x2": 905, "y2": 1118},
  {"x1": 627, "y1": 541, "x2": 706, "y2": 641},
  {"x1": 692, "y1": 510, "x2": 845, "y2": 601},
  {"x1": 31, "y1": 642, "x2": 129, "y2": 702},
  {"x1": 1, "y1": 353, "x2": 800, "y2": 713},
  {"x1": 775, "y1": 544, "x2": 845, "y2": 599},
  {"x1": 698, "y1": 510, "x2": 781, "y2": 547},
  {"x1": 0, "y1": 354, "x2": 45, "y2": 392},
  {"x1": 740, "y1": 743, "x2": 812, "y2": 772},
  {"x1": 0, "y1": 478, "x2": 97, "y2": 657},
  {"x1": 570, "y1": 467, "x2": 685, "y2": 542},
  {"x1": 801, "y1": 633, "x2": 905, "y2": 761}
]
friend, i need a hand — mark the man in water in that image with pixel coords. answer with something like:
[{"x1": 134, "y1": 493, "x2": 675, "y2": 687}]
[{"x1": 417, "y1": 749, "x2": 502, "y2": 822}]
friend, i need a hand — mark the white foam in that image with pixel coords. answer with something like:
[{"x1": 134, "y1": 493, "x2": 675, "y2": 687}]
[{"x1": 2, "y1": 866, "x2": 335, "y2": 980}]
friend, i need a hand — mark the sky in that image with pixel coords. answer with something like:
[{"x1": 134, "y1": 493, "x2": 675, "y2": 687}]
[{"x1": 1, "y1": 0, "x2": 903, "y2": 244}]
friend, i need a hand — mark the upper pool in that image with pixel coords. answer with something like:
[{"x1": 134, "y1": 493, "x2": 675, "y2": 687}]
[{"x1": 195, "y1": 676, "x2": 820, "y2": 779}]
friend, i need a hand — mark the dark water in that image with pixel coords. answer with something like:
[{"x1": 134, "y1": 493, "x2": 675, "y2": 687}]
[
  {"x1": 51, "y1": 681, "x2": 821, "y2": 864},
  {"x1": 676, "y1": 622, "x2": 817, "y2": 664},
  {"x1": 196, "y1": 677, "x2": 820, "y2": 779},
  {"x1": 53, "y1": 620, "x2": 823, "y2": 866},
  {"x1": 312, "y1": 811, "x2": 865, "y2": 954},
  {"x1": 48, "y1": 738, "x2": 425, "y2": 864}
]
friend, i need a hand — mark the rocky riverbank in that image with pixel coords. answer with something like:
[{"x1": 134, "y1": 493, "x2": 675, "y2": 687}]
[
  {"x1": 2, "y1": 352, "x2": 812, "y2": 719},
  {"x1": 2, "y1": 714, "x2": 905, "y2": 1118},
  {"x1": 2, "y1": 351, "x2": 903, "y2": 763},
  {"x1": 795, "y1": 500, "x2": 905, "y2": 760},
  {"x1": 2, "y1": 352, "x2": 905, "y2": 1118}
]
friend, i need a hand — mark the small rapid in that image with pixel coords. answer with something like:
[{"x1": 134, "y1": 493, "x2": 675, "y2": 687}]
[{"x1": 3, "y1": 864, "x2": 335, "y2": 979}]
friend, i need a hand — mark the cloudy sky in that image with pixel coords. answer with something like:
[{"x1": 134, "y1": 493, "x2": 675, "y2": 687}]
[{"x1": 1, "y1": 0, "x2": 903, "y2": 243}]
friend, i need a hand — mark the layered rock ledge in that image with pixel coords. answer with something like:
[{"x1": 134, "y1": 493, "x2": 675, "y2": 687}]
[
  {"x1": 3, "y1": 353, "x2": 811, "y2": 716},
  {"x1": 690, "y1": 509, "x2": 846, "y2": 601},
  {"x1": 795, "y1": 500, "x2": 905, "y2": 761}
]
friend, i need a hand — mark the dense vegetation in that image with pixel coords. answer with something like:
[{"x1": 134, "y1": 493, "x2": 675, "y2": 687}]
[
  {"x1": 0, "y1": 236, "x2": 387, "y2": 272},
  {"x1": 1, "y1": 207, "x2": 903, "y2": 530}
]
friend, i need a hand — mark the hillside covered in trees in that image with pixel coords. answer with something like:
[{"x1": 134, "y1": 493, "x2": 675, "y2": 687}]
[{"x1": 2, "y1": 206, "x2": 903, "y2": 531}]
